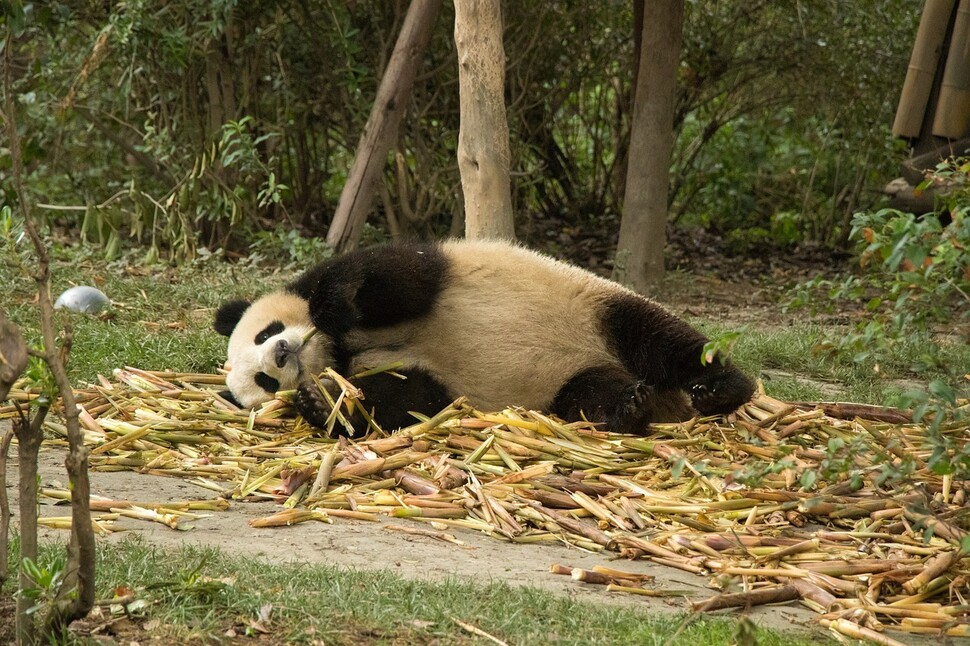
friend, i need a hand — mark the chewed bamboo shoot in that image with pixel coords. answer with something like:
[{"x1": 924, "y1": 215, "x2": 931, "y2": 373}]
[{"x1": 13, "y1": 371, "x2": 970, "y2": 641}]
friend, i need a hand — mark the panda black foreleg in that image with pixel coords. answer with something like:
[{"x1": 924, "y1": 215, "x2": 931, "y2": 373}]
[
  {"x1": 350, "y1": 370, "x2": 453, "y2": 433},
  {"x1": 295, "y1": 244, "x2": 447, "y2": 338},
  {"x1": 295, "y1": 374, "x2": 342, "y2": 432},
  {"x1": 296, "y1": 368, "x2": 452, "y2": 436},
  {"x1": 551, "y1": 366, "x2": 681, "y2": 435}
]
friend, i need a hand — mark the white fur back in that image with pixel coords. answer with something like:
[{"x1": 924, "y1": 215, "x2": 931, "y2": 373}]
[{"x1": 346, "y1": 240, "x2": 631, "y2": 410}]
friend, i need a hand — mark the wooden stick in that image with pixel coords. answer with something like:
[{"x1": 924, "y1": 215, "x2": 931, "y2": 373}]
[{"x1": 788, "y1": 401, "x2": 912, "y2": 423}]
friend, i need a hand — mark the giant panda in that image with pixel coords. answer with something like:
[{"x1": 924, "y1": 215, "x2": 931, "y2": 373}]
[{"x1": 213, "y1": 238, "x2": 755, "y2": 435}]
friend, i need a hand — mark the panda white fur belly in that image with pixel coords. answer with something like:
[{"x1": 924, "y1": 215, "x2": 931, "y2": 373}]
[{"x1": 214, "y1": 239, "x2": 755, "y2": 435}]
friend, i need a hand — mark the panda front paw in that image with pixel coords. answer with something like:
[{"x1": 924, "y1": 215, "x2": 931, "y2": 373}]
[
  {"x1": 689, "y1": 382, "x2": 724, "y2": 417},
  {"x1": 295, "y1": 373, "x2": 341, "y2": 433},
  {"x1": 689, "y1": 381, "x2": 714, "y2": 403}
]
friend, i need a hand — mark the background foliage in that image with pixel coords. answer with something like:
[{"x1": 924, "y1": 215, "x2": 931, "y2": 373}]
[{"x1": 1, "y1": 0, "x2": 919, "y2": 259}]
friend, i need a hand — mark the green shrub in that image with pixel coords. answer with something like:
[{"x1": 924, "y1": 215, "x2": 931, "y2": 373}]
[{"x1": 788, "y1": 159, "x2": 970, "y2": 476}]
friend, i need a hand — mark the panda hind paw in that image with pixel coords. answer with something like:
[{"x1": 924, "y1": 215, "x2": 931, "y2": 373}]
[
  {"x1": 608, "y1": 381, "x2": 655, "y2": 434},
  {"x1": 688, "y1": 369, "x2": 755, "y2": 417},
  {"x1": 623, "y1": 381, "x2": 650, "y2": 411}
]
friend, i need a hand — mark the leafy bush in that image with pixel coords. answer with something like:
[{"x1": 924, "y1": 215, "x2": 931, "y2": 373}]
[
  {"x1": 250, "y1": 224, "x2": 333, "y2": 268},
  {"x1": 788, "y1": 159, "x2": 970, "y2": 475}
]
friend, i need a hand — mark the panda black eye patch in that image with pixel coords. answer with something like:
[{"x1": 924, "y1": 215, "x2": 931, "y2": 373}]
[
  {"x1": 254, "y1": 321, "x2": 285, "y2": 345},
  {"x1": 254, "y1": 372, "x2": 281, "y2": 394}
]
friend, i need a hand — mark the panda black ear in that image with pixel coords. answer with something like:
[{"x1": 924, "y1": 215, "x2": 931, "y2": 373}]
[{"x1": 214, "y1": 299, "x2": 251, "y2": 336}]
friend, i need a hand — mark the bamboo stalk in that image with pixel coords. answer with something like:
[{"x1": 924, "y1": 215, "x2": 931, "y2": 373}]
[
  {"x1": 607, "y1": 584, "x2": 688, "y2": 597},
  {"x1": 249, "y1": 509, "x2": 332, "y2": 527},
  {"x1": 755, "y1": 538, "x2": 819, "y2": 563},
  {"x1": 819, "y1": 618, "x2": 910, "y2": 646},
  {"x1": 902, "y1": 550, "x2": 963, "y2": 595},
  {"x1": 692, "y1": 585, "x2": 800, "y2": 612},
  {"x1": 13, "y1": 366, "x2": 969, "y2": 639},
  {"x1": 789, "y1": 578, "x2": 837, "y2": 612},
  {"x1": 592, "y1": 565, "x2": 654, "y2": 583},
  {"x1": 383, "y1": 523, "x2": 466, "y2": 546}
]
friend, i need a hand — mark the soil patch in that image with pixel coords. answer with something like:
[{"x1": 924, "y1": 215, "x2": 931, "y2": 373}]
[{"x1": 0, "y1": 592, "x2": 16, "y2": 644}]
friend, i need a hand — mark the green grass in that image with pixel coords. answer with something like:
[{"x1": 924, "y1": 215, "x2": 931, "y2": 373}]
[
  {"x1": 8, "y1": 536, "x2": 827, "y2": 645},
  {"x1": 699, "y1": 321, "x2": 970, "y2": 406},
  {"x1": 3, "y1": 246, "x2": 296, "y2": 384}
]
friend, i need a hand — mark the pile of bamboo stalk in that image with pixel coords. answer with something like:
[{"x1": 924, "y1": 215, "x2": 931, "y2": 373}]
[{"x1": 6, "y1": 367, "x2": 970, "y2": 644}]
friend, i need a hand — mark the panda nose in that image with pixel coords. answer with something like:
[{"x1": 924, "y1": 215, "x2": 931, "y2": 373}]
[{"x1": 274, "y1": 339, "x2": 290, "y2": 368}]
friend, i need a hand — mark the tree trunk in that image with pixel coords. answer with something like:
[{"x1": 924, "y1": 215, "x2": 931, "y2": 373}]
[
  {"x1": 0, "y1": 309, "x2": 27, "y2": 590},
  {"x1": 454, "y1": 0, "x2": 515, "y2": 240},
  {"x1": 611, "y1": 0, "x2": 645, "y2": 211},
  {"x1": 0, "y1": 428, "x2": 12, "y2": 585},
  {"x1": 15, "y1": 413, "x2": 43, "y2": 646},
  {"x1": 613, "y1": 0, "x2": 684, "y2": 292},
  {"x1": 326, "y1": 0, "x2": 443, "y2": 252},
  {"x1": 43, "y1": 348, "x2": 96, "y2": 638}
]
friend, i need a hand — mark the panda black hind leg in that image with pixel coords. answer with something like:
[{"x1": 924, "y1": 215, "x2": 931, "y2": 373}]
[
  {"x1": 550, "y1": 366, "x2": 689, "y2": 435},
  {"x1": 602, "y1": 292, "x2": 755, "y2": 420}
]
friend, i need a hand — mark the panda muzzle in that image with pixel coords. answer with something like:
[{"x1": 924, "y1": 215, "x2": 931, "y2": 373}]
[{"x1": 273, "y1": 339, "x2": 294, "y2": 369}]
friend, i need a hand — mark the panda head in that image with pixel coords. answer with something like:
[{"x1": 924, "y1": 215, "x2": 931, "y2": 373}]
[{"x1": 213, "y1": 292, "x2": 330, "y2": 407}]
